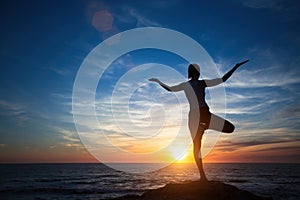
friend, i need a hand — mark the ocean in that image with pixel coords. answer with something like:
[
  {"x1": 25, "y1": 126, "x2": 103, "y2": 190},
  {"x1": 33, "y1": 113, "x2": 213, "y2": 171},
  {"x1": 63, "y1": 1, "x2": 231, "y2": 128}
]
[{"x1": 0, "y1": 163, "x2": 299, "y2": 200}]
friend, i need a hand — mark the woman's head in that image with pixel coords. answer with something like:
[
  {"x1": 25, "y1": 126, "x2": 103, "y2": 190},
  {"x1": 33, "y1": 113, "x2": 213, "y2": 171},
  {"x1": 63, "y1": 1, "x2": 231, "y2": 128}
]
[{"x1": 188, "y1": 64, "x2": 200, "y2": 79}]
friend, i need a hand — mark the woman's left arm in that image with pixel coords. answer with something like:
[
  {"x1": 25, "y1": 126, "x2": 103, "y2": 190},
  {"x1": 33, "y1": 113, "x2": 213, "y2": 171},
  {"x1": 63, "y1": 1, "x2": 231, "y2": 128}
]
[
  {"x1": 205, "y1": 60, "x2": 249, "y2": 87},
  {"x1": 222, "y1": 60, "x2": 249, "y2": 82}
]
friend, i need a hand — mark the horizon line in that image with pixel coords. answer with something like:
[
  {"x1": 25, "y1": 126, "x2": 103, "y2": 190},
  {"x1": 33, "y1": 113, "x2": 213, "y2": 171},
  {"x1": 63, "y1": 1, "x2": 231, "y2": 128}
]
[{"x1": 0, "y1": 161, "x2": 299, "y2": 164}]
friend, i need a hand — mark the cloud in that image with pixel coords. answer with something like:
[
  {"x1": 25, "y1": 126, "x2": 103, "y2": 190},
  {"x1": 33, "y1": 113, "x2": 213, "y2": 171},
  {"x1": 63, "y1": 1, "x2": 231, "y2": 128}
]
[
  {"x1": 47, "y1": 66, "x2": 71, "y2": 76},
  {"x1": 216, "y1": 132, "x2": 300, "y2": 153},
  {"x1": 51, "y1": 93, "x2": 72, "y2": 101},
  {"x1": 54, "y1": 127, "x2": 86, "y2": 151},
  {"x1": 213, "y1": 48, "x2": 300, "y2": 120},
  {"x1": 0, "y1": 100, "x2": 29, "y2": 124},
  {"x1": 128, "y1": 8, "x2": 161, "y2": 27},
  {"x1": 117, "y1": 6, "x2": 161, "y2": 27},
  {"x1": 218, "y1": 48, "x2": 300, "y2": 89},
  {"x1": 0, "y1": 100, "x2": 25, "y2": 114},
  {"x1": 241, "y1": 0, "x2": 284, "y2": 10},
  {"x1": 94, "y1": 81, "x2": 187, "y2": 136},
  {"x1": 226, "y1": 68, "x2": 300, "y2": 88},
  {"x1": 101, "y1": 53, "x2": 136, "y2": 80},
  {"x1": 212, "y1": 51, "x2": 300, "y2": 142},
  {"x1": 224, "y1": 89, "x2": 293, "y2": 116},
  {"x1": 226, "y1": 103, "x2": 265, "y2": 115},
  {"x1": 218, "y1": 138, "x2": 299, "y2": 149},
  {"x1": 276, "y1": 104, "x2": 300, "y2": 119},
  {"x1": 239, "y1": 0, "x2": 300, "y2": 21},
  {"x1": 149, "y1": 0, "x2": 181, "y2": 8}
]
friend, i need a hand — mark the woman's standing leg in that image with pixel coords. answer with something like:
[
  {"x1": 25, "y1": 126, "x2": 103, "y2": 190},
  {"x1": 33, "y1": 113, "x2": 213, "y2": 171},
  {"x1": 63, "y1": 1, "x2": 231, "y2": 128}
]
[
  {"x1": 193, "y1": 127, "x2": 207, "y2": 181},
  {"x1": 189, "y1": 109, "x2": 208, "y2": 181}
]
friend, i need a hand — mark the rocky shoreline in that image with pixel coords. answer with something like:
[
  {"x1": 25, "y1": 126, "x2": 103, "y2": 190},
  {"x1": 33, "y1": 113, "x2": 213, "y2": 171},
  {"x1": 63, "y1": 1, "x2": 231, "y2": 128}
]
[{"x1": 112, "y1": 181, "x2": 272, "y2": 200}]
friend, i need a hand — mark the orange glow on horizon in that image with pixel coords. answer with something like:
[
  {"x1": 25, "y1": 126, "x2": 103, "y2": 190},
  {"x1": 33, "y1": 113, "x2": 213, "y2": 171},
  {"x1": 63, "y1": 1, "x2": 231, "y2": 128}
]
[{"x1": 1, "y1": 138, "x2": 299, "y2": 164}]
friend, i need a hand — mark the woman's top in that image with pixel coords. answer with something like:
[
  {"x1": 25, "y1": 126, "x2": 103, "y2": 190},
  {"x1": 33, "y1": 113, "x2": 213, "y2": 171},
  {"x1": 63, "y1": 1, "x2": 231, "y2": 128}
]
[{"x1": 168, "y1": 78, "x2": 223, "y2": 110}]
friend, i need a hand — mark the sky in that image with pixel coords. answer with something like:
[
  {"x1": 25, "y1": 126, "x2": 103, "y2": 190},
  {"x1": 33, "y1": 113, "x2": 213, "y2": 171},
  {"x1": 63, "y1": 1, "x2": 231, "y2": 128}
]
[{"x1": 0, "y1": 0, "x2": 300, "y2": 164}]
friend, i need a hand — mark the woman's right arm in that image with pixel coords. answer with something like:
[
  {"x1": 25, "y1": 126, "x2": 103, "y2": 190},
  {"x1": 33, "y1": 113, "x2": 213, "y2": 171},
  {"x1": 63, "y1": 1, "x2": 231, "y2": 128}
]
[{"x1": 148, "y1": 78, "x2": 184, "y2": 92}]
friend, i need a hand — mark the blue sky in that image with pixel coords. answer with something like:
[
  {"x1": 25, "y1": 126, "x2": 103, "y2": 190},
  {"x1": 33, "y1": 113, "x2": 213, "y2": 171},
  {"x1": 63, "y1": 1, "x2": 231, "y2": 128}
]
[{"x1": 0, "y1": 0, "x2": 299, "y2": 163}]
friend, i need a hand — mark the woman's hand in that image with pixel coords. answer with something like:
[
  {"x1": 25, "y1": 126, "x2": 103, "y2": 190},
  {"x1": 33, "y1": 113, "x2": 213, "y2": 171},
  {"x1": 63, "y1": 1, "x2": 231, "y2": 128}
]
[
  {"x1": 148, "y1": 78, "x2": 161, "y2": 83},
  {"x1": 235, "y1": 60, "x2": 249, "y2": 68},
  {"x1": 222, "y1": 59, "x2": 249, "y2": 82}
]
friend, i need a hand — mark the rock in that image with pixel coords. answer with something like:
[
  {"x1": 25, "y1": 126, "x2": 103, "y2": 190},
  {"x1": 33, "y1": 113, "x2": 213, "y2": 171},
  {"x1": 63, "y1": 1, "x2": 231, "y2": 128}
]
[{"x1": 112, "y1": 181, "x2": 272, "y2": 200}]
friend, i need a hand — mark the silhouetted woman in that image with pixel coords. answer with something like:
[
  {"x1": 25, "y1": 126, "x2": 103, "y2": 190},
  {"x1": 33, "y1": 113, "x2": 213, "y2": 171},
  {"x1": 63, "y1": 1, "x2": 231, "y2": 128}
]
[{"x1": 149, "y1": 60, "x2": 248, "y2": 181}]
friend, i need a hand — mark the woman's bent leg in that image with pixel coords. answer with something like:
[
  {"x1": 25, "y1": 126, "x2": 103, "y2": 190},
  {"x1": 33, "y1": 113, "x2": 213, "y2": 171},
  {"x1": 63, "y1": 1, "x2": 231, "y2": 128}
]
[{"x1": 209, "y1": 113, "x2": 235, "y2": 133}]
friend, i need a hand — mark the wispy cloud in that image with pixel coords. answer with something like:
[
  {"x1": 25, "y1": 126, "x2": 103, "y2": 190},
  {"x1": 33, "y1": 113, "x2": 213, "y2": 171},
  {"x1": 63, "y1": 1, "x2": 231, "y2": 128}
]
[
  {"x1": 275, "y1": 104, "x2": 300, "y2": 119},
  {"x1": 54, "y1": 127, "x2": 85, "y2": 151},
  {"x1": 128, "y1": 7, "x2": 161, "y2": 27},
  {"x1": 214, "y1": 49, "x2": 300, "y2": 121},
  {"x1": 116, "y1": 6, "x2": 161, "y2": 27},
  {"x1": 0, "y1": 100, "x2": 25, "y2": 115},
  {"x1": 51, "y1": 94, "x2": 71, "y2": 103},
  {"x1": 226, "y1": 68, "x2": 300, "y2": 88},
  {"x1": 46, "y1": 66, "x2": 72, "y2": 76},
  {"x1": 239, "y1": 0, "x2": 300, "y2": 21},
  {"x1": 0, "y1": 100, "x2": 29, "y2": 124},
  {"x1": 213, "y1": 125, "x2": 300, "y2": 155},
  {"x1": 217, "y1": 137, "x2": 299, "y2": 150},
  {"x1": 241, "y1": 0, "x2": 284, "y2": 10}
]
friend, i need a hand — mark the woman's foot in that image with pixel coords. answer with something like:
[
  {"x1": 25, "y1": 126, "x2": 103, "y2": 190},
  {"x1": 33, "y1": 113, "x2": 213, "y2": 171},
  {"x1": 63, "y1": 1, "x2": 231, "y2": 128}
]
[{"x1": 199, "y1": 177, "x2": 209, "y2": 183}]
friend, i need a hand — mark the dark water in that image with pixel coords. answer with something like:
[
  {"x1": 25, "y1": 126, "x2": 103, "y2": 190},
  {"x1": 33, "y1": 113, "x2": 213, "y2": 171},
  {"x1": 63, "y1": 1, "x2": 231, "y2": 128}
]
[{"x1": 0, "y1": 163, "x2": 299, "y2": 200}]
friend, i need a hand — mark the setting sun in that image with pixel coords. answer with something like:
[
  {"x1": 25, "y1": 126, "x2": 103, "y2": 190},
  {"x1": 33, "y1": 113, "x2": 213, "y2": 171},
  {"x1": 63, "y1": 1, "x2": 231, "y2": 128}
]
[
  {"x1": 175, "y1": 152, "x2": 187, "y2": 161},
  {"x1": 170, "y1": 147, "x2": 186, "y2": 161},
  {"x1": 169, "y1": 146, "x2": 194, "y2": 163}
]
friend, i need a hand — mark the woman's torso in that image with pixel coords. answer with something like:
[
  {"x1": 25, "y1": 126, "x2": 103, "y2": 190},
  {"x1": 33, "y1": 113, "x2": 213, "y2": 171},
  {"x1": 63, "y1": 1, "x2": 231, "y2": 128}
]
[{"x1": 184, "y1": 79, "x2": 208, "y2": 110}]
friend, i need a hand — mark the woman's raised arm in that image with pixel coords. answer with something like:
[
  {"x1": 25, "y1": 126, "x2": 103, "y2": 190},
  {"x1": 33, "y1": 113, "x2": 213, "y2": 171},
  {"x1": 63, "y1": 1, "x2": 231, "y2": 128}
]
[
  {"x1": 148, "y1": 78, "x2": 184, "y2": 92},
  {"x1": 222, "y1": 60, "x2": 249, "y2": 82},
  {"x1": 205, "y1": 60, "x2": 249, "y2": 87}
]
